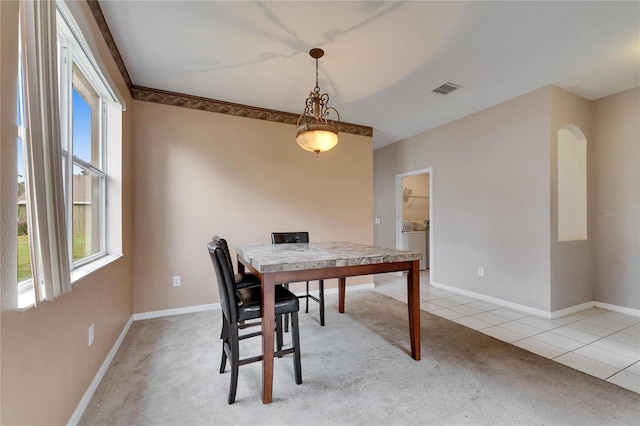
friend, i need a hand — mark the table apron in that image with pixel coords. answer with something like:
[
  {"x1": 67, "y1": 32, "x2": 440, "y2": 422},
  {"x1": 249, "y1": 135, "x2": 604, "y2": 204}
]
[{"x1": 239, "y1": 259, "x2": 416, "y2": 282}]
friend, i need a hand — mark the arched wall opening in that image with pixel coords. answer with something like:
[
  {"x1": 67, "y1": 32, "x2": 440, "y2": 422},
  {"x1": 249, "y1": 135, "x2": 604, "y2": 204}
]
[{"x1": 557, "y1": 124, "x2": 587, "y2": 242}]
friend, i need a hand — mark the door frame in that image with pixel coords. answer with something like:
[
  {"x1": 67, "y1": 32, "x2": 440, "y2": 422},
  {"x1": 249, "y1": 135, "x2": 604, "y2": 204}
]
[{"x1": 395, "y1": 168, "x2": 433, "y2": 278}]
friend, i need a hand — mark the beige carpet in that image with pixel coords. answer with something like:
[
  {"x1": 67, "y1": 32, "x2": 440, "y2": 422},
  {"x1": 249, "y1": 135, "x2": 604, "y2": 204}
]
[{"x1": 80, "y1": 290, "x2": 640, "y2": 425}]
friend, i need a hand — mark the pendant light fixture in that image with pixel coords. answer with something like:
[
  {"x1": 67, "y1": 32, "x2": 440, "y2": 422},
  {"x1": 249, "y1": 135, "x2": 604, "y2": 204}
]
[{"x1": 296, "y1": 48, "x2": 340, "y2": 156}]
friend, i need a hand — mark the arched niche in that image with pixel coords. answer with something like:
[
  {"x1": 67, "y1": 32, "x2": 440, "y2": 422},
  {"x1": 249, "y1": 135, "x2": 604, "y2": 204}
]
[{"x1": 558, "y1": 124, "x2": 587, "y2": 242}]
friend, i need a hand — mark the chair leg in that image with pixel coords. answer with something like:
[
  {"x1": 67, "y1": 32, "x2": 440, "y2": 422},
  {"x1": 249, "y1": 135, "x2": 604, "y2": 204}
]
[
  {"x1": 305, "y1": 281, "x2": 310, "y2": 313},
  {"x1": 228, "y1": 322, "x2": 240, "y2": 404},
  {"x1": 290, "y1": 312, "x2": 302, "y2": 385},
  {"x1": 284, "y1": 283, "x2": 290, "y2": 333},
  {"x1": 220, "y1": 317, "x2": 228, "y2": 373},
  {"x1": 276, "y1": 314, "x2": 284, "y2": 355},
  {"x1": 319, "y1": 279, "x2": 325, "y2": 326}
]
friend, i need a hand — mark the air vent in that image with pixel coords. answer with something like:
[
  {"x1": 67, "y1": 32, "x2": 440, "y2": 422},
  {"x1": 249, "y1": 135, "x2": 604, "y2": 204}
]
[{"x1": 432, "y1": 82, "x2": 461, "y2": 95}]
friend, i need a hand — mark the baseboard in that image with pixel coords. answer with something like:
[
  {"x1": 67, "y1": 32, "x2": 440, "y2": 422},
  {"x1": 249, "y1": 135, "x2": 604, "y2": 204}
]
[
  {"x1": 67, "y1": 316, "x2": 133, "y2": 426},
  {"x1": 431, "y1": 281, "x2": 640, "y2": 319},
  {"x1": 431, "y1": 281, "x2": 554, "y2": 318},
  {"x1": 595, "y1": 301, "x2": 640, "y2": 317},
  {"x1": 549, "y1": 302, "x2": 596, "y2": 319},
  {"x1": 131, "y1": 283, "x2": 375, "y2": 322},
  {"x1": 296, "y1": 283, "x2": 376, "y2": 296},
  {"x1": 131, "y1": 303, "x2": 219, "y2": 321}
]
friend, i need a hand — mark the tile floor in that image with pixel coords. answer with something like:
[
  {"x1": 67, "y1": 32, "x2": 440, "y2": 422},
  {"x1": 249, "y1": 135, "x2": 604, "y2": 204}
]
[{"x1": 373, "y1": 271, "x2": 640, "y2": 394}]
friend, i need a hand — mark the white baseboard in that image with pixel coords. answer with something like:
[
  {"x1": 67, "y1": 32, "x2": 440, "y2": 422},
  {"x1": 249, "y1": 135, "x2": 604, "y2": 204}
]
[
  {"x1": 595, "y1": 301, "x2": 640, "y2": 317},
  {"x1": 131, "y1": 283, "x2": 375, "y2": 322},
  {"x1": 431, "y1": 282, "x2": 554, "y2": 318},
  {"x1": 321, "y1": 282, "x2": 375, "y2": 294},
  {"x1": 289, "y1": 282, "x2": 375, "y2": 298},
  {"x1": 67, "y1": 316, "x2": 133, "y2": 426},
  {"x1": 131, "y1": 303, "x2": 219, "y2": 321},
  {"x1": 68, "y1": 304, "x2": 218, "y2": 424},
  {"x1": 548, "y1": 302, "x2": 596, "y2": 319},
  {"x1": 431, "y1": 281, "x2": 640, "y2": 319}
]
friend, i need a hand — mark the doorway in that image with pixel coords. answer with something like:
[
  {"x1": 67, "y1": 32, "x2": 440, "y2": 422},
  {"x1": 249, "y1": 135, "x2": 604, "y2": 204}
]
[{"x1": 395, "y1": 169, "x2": 432, "y2": 274}]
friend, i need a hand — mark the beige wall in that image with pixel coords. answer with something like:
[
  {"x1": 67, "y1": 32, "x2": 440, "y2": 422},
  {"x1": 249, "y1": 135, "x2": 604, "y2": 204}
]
[
  {"x1": 374, "y1": 88, "x2": 552, "y2": 311},
  {"x1": 0, "y1": 1, "x2": 134, "y2": 424},
  {"x1": 132, "y1": 100, "x2": 373, "y2": 313},
  {"x1": 374, "y1": 85, "x2": 640, "y2": 314},
  {"x1": 592, "y1": 88, "x2": 640, "y2": 309},
  {"x1": 0, "y1": 2, "x2": 21, "y2": 422},
  {"x1": 549, "y1": 87, "x2": 593, "y2": 311}
]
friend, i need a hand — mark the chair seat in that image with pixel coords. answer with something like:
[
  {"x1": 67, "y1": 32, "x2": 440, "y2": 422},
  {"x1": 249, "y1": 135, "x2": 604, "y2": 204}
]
[
  {"x1": 237, "y1": 285, "x2": 299, "y2": 322},
  {"x1": 234, "y1": 272, "x2": 260, "y2": 289}
]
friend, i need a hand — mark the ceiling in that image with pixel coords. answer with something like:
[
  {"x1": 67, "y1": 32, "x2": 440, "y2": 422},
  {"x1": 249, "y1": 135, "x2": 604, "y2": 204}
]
[{"x1": 98, "y1": 1, "x2": 640, "y2": 149}]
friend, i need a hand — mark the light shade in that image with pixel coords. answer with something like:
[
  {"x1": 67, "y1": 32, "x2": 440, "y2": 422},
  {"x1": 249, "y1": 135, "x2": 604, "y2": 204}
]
[{"x1": 296, "y1": 122, "x2": 339, "y2": 154}]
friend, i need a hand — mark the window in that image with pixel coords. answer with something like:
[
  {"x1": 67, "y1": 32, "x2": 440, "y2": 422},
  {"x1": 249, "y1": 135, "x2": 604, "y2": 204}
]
[
  {"x1": 17, "y1": 2, "x2": 123, "y2": 309},
  {"x1": 63, "y1": 61, "x2": 107, "y2": 266},
  {"x1": 17, "y1": 48, "x2": 33, "y2": 288}
]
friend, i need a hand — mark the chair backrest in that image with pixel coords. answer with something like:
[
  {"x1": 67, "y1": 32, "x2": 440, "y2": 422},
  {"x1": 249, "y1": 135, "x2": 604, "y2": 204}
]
[
  {"x1": 212, "y1": 235, "x2": 235, "y2": 273},
  {"x1": 207, "y1": 243, "x2": 239, "y2": 324},
  {"x1": 271, "y1": 232, "x2": 309, "y2": 244}
]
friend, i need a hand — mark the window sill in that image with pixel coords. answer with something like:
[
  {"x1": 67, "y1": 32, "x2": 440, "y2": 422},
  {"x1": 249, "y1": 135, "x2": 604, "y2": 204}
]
[
  {"x1": 71, "y1": 253, "x2": 123, "y2": 284},
  {"x1": 18, "y1": 254, "x2": 123, "y2": 312}
]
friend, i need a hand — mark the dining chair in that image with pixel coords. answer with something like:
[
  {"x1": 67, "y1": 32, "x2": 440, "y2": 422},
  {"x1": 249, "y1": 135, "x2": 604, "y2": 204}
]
[
  {"x1": 212, "y1": 235, "x2": 260, "y2": 289},
  {"x1": 271, "y1": 232, "x2": 325, "y2": 327},
  {"x1": 208, "y1": 243, "x2": 302, "y2": 404},
  {"x1": 211, "y1": 235, "x2": 294, "y2": 353}
]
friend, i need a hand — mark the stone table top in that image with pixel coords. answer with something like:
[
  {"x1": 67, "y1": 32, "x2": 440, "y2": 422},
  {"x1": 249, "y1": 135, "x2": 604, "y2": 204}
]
[{"x1": 235, "y1": 241, "x2": 422, "y2": 274}]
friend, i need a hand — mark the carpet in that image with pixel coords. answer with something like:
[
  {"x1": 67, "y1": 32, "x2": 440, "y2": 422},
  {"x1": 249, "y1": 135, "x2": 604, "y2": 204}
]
[{"x1": 79, "y1": 290, "x2": 640, "y2": 425}]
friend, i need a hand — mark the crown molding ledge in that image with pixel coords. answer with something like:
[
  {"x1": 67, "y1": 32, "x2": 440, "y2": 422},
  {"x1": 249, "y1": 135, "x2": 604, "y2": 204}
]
[
  {"x1": 132, "y1": 86, "x2": 373, "y2": 137},
  {"x1": 87, "y1": 0, "x2": 133, "y2": 90}
]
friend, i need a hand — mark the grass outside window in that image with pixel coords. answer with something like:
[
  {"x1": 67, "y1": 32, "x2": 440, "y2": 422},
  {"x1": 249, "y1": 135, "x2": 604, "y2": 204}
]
[{"x1": 17, "y1": 234, "x2": 88, "y2": 282}]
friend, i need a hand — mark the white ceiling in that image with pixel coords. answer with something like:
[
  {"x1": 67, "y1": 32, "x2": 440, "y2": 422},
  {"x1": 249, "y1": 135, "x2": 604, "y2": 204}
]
[{"x1": 99, "y1": 1, "x2": 640, "y2": 149}]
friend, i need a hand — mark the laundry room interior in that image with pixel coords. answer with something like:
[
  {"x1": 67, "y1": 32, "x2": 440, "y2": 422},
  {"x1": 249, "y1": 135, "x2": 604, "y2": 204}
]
[{"x1": 401, "y1": 173, "x2": 430, "y2": 270}]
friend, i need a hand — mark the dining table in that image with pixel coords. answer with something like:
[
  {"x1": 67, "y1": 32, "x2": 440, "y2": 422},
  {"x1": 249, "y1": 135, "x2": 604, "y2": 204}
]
[{"x1": 235, "y1": 241, "x2": 422, "y2": 404}]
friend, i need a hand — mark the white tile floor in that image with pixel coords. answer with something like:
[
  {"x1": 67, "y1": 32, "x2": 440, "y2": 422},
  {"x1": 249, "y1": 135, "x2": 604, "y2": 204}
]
[{"x1": 373, "y1": 271, "x2": 640, "y2": 394}]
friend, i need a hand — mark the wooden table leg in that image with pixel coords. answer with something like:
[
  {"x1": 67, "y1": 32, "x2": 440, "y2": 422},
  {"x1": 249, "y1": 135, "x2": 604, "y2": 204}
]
[
  {"x1": 407, "y1": 260, "x2": 421, "y2": 360},
  {"x1": 338, "y1": 277, "x2": 346, "y2": 313},
  {"x1": 261, "y1": 273, "x2": 275, "y2": 404}
]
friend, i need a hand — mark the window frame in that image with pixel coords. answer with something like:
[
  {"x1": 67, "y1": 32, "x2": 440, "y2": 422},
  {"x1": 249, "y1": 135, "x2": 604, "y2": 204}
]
[
  {"x1": 17, "y1": 45, "x2": 34, "y2": 306},
  {"x1": 17, "y1": 1, "x2": 124, "y2": 310},
  {"x1": 57, "y1": 9, "x2": 109, "y2": 268}
]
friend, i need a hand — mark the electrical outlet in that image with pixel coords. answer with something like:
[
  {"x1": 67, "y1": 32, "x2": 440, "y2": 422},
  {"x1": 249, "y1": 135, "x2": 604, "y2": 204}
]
[
  {"x1": 88, "y1": 324, "x2": 94, "y2": 346},
  {"x1": 374, "y1": 217, "x2": 381, "y2": 224},
  {"x1": 477, "y1": 267, "x2": 484, "y2": 277},
  {"x1": 173, "y1": 276, "x2": 181, "y2": 287}
]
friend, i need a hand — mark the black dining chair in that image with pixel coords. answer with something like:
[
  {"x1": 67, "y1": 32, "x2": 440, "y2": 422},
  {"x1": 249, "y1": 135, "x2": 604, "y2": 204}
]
[
  {"x1": 211, "y1": 236, "x2": 290, "y2": 353},
  {"x1": 211, "y1": 236, "x2": 260, "y2": 337},
  {"x1": 208, "y1": 243, "x2": 302, "y2": 404},
  {"x1": 212, "y1": 235, "x2": 260, "y2": 289},
  {"x1": 271, "y1": 232, "x2": 325, "y2": 327}
]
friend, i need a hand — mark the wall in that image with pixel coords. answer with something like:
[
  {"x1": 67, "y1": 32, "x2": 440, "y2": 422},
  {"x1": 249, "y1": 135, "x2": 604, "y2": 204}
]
[
  {"x1": 132, "y1": 100, "x2": 373, "y2": 313},
  {"x1": 0, "y1": 2, "x2": 20, "y2": 422},
  {"x1": 375, "y1": 85, "x2": 640, "y2": 314},
  {"x1": 548, "y1": 87, "x2": 593, "y2": 311},
  {"x1": 592, "y1": 88, "x2": 640, "y2": 310},
  {"x1": 374, "y1": 88, "x2": 552, "y2": 311},
  {"x1": 0, "y1": 1, "x2": 134, "y2": 424}
]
